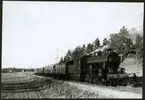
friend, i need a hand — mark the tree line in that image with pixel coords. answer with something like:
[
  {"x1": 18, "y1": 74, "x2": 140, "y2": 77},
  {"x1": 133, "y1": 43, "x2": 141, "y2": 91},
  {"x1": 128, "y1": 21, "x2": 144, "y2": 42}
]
[
  {"x1": 1, "y1": 68, "x2": 35, "y2": 73},
  {"x1": 59, "y1": 26, "x2": 143, "y2": 64}
]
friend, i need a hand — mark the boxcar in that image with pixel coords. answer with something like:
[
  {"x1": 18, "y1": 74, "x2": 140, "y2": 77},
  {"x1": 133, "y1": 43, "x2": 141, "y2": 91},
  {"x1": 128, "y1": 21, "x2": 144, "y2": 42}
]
[
  {"x1": 36, "y1": 68, "x2": 44, "y2": 75},
  {"x1": 43, "y1": 64, "x2": 54, "y2": 76},
  {"x1": 53, "y1": 62, "x2": 68, "y2": 79}
]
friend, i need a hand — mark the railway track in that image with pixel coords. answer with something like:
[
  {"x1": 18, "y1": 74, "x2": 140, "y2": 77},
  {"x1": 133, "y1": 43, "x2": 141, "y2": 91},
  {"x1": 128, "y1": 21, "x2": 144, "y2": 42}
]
[
  {"x1": 1, "y1": 73, "x2": 50, "y2": 98},
  {"x1": 2, "y1": 77, "x2": 37, "y2": 91}
]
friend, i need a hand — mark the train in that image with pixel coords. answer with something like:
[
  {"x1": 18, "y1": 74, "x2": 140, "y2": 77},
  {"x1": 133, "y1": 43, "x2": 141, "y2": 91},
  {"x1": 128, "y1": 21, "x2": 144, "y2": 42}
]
[{"x1": 35, "y1": 49, "x2": 130, "y2": 86}]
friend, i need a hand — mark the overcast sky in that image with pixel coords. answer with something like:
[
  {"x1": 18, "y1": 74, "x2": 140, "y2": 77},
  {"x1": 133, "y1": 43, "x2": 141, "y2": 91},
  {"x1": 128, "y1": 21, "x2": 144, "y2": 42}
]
[{"x1": 2, "y1": 2, "x2": 144, "y2": 68}]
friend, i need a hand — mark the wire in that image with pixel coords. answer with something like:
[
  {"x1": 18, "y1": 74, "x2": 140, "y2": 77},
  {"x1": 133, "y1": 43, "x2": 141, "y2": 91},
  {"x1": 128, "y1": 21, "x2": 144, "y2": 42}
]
[
  {"x1": 122, "y1": 13, "x2": 143, "y2": 25},
  {"x1": 124, "y1": 12, "x2": 142, "y2": 24},
  {"x1": 127, "y1": 25, "x2": 143, "y2": 32}
]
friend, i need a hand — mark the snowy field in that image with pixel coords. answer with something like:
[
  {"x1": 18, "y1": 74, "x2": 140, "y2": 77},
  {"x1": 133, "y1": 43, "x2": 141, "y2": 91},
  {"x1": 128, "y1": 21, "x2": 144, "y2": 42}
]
[
  {"x1": 1, "y1": 62, "x2": 142, "y2": 99},
  {"x1": 120, "y1": 57, "x2": 143, "y2": 77}
]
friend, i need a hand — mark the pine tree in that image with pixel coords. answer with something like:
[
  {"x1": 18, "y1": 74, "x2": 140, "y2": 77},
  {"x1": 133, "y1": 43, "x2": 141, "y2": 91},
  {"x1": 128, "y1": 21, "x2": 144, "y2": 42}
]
[
  {"x1": 135, "y1": 34, "x2": 142, "y2": 48},
  {"x1": 103, "y1": 38, "x2": 109, "y2": 46},
  {"x1": 86, "y1": 43, "x2": 94, "y2": 53},
  {"x1": 93, "y1": 38, "x2": 100, "y2": 49}
]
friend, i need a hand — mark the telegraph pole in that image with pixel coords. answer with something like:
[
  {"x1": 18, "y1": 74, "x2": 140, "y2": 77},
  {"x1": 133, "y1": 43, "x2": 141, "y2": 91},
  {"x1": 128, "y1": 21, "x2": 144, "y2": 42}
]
[
  {"x1": 37, "y1": 60, "x2": 39, "y2": 68},
  {"x1": 56, "y1": 48, "x2": 59, "y2": 63}
]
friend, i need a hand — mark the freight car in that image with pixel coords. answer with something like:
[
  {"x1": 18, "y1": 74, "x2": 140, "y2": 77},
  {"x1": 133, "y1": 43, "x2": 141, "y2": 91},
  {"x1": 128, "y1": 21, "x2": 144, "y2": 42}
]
[
  {"x1": 36, "y1": 68, "x2": 44, "y2": 76},
  {"x1": 53, "y1": 62, "x2": 68, "y2": 79},
  {"x1": 35, "y1": 65, "x2": 54, "y2": 76},
  {"x1": 43, "y1": 64, "x2": 54, "y2": 77}
]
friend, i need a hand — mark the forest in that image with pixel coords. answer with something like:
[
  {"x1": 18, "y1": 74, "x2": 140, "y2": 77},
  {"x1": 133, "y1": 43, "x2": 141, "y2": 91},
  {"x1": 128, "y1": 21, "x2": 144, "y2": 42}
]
[{"x1": 60, "y1": 26, "x2": 143, "y2": 65}]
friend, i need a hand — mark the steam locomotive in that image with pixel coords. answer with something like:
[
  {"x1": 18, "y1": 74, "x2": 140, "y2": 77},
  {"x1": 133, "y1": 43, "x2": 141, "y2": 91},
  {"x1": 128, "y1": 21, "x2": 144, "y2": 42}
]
[{"x1": 35, "y1": 49, "x2": 129, "y2": 86}]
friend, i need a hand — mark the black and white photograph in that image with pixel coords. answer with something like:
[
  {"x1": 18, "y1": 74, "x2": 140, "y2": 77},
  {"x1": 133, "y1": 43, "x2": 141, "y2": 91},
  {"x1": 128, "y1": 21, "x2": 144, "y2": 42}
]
[{"x1": 1, "y1": 1, "x2": 144, "y2": 99}]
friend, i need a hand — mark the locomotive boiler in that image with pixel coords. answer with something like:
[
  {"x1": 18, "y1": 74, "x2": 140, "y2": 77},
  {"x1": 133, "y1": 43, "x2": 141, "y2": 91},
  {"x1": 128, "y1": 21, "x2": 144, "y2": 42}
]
[{"x1": 79, "y1": 51, "x2": 128, "y2": 86}]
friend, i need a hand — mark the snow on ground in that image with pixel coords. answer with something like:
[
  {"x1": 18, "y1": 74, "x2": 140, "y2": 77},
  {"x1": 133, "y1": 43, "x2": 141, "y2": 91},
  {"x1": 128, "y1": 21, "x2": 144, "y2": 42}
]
[
  {"x1": 120, "y1": 57, "x2": 143, "y2": 77},
  {"x1": 33, "y1": 73, "x2": 142, "y2": 98},
  {"x1": 2, "y1": 72, "x2": 142, "y2": 99},
  {"x1": 66, "y1": 81, "x2": 142, "y2": 98}
]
